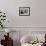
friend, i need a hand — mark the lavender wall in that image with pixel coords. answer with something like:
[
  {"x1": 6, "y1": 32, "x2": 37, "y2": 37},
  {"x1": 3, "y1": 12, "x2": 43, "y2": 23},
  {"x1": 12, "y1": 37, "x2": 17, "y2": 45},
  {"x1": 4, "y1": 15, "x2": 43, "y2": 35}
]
[
  {"x1": 0, "y1": 0, "x2": 46, "y2": 27},
  {"x1": 0, "y1": 0, "x2": 46, "y2": 46}
]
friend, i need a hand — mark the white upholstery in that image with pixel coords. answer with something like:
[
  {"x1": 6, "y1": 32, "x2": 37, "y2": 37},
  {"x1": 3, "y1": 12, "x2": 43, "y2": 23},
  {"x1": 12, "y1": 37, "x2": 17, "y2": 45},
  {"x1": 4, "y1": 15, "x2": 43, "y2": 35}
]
[
  {"x1": 20, "y1": 35, "x2": 37, "y2": 43},
  {"x1": 20, "y1": 34, "x2": 45, "y2": 43}
]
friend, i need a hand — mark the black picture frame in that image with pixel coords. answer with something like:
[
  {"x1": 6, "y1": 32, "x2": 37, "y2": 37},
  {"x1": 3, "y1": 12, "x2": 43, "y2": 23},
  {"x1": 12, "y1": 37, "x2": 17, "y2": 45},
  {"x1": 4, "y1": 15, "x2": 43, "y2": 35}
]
[{"x1": 19, "y1": 7, "x2": 30, "y2": 16}]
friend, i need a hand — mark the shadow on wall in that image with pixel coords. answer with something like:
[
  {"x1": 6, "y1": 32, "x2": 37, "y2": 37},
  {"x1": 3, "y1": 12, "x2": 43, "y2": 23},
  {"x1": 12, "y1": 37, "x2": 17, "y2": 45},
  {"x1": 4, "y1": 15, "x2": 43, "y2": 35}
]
[{"x1": 13, "y1": 40, "x2": 21, "y2": 46}]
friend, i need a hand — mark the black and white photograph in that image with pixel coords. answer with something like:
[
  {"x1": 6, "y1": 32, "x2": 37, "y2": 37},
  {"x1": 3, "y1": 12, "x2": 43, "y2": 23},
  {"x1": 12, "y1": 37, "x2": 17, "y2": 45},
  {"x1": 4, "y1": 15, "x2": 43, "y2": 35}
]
[{"x1": 19, "y1": 7, "x2": 30, "y2": 16}]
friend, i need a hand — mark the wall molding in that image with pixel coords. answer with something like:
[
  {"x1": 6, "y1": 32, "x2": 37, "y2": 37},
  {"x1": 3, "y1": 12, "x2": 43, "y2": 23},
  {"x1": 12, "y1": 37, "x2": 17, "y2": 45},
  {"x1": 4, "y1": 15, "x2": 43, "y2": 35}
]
[
  {"x1": 1, "y1": 27, "x2": 46, "y2": 28},
  {"x1": 0, "y1": 27, "x2": 46, "y2": 32}
]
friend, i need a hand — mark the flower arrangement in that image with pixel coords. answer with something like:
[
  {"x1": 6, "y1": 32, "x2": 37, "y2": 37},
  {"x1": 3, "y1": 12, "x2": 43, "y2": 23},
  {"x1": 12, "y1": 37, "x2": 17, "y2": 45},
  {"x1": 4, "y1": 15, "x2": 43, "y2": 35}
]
[{"x1": 0, "y1": 10, "x2": 6, "y2": 28}]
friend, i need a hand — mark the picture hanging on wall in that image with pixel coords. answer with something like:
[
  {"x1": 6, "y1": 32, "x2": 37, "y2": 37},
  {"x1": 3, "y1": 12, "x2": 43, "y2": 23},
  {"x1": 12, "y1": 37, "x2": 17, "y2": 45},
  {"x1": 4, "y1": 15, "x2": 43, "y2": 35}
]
[{"x1": 19, "y1": 7, "x2": 30, "y2": 16}]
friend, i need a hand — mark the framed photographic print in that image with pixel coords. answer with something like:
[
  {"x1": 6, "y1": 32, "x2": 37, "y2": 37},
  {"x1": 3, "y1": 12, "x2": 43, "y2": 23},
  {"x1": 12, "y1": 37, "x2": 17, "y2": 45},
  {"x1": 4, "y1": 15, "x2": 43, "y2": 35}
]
[{"x1": 19, "y1": 7, "x2": 30, "y2": 16}]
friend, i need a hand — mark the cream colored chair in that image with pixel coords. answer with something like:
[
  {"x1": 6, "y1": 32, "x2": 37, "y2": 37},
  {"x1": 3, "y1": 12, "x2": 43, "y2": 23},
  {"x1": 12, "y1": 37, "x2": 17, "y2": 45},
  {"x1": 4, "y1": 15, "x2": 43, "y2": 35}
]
[{"x1": 20, "y1": 35, "x2": 37, "y2": 44}]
